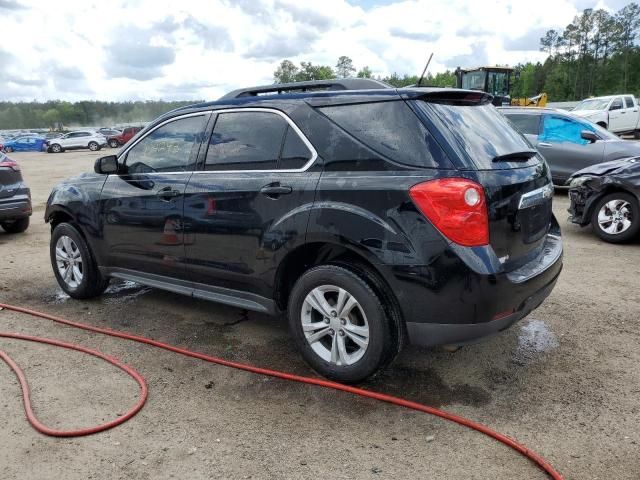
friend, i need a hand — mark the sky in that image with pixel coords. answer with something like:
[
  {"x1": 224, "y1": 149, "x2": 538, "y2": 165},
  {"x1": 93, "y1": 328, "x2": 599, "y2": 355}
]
[{"x1": 0, "y1": 0, "x2": 633, "y2": 102}]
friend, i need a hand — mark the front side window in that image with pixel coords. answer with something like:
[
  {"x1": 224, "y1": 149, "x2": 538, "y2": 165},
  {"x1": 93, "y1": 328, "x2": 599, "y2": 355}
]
[
  {"x1": 610, "y1": 98, "x2": 623, "y2": 111},
  {"x1": 205, "y1": 111, "x2": 312, "y2": 171},
  {"x1": 125, "y1": 115, "x2": 206, "y2": 174},
  {"x1": 540, "y1": 115, "x2": 592, "y2": 145}
]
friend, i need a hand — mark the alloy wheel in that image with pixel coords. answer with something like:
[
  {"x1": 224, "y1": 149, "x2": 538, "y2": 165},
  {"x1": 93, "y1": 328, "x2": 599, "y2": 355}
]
[
  {"x1": 300, "y1": 285, "x2": 369, "y2": 366},
  {"x1": 55, "y1": 235, "x2": 83, "y2": 288},
  {"x1": 597, "y1": 200, "x2": 633, "y2": 235}
]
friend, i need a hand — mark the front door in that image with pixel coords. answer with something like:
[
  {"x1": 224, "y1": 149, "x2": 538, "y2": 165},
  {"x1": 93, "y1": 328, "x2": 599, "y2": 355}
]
[
  {"x1": 99, "y1": 113, "x2": 209, "y2": 279},
  {"x1": 184, "y1": 109, "x2": 319, "y2": 299},
  {"x1": 537, "y1": 114, "x2": 606, "y2": 182},
  {"x1": 608, "y1": 97, "x2": 626, "y2": 132}
]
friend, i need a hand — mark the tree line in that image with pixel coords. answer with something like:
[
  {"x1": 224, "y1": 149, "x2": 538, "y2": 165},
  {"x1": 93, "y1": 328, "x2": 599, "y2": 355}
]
[
  {"x1": 0, "y1": 100, "x2": 197, "y2": 130},
  {"x1": 512, "y1": 3, "x2": 640, "y2": 100}
]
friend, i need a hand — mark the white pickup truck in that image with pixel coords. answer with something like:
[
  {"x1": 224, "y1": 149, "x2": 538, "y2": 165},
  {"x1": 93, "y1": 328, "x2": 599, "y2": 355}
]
[{"x1": 572, "y1": 94, "x2": 640, "y2": 138}]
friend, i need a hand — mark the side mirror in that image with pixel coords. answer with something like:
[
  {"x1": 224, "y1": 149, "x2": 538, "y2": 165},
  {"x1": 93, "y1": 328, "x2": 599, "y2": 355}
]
[
  {"x1": 580, "y1": 130, "x2": 598, "y2": 143},
  {"x1": 94, "y1": 155, "x2": 119, "y2": 174}
]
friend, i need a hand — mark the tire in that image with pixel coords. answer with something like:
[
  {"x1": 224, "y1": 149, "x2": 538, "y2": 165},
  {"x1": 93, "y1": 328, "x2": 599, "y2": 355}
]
[
  {"x1": 88, "y1": 141, "x2": 99, "y2": 151},
  {"x1": 50, "y1": 222, "x2": 109, "y2": 299},
  {"x1": 50, "y1": 143, "x2": 62, "y2": 153},
  {"x1": 109, "y1": 139, "x2": 119, "y2": 148},
  {"x1": 590, "y1": 192, "x2": 640, "y2": 243},
  {"x1": 634, "y1": 130, "x2": 640, "y2": 140},
  {"x1": 288, "y1": 264, "x2": 398, "y2": 383},
  {"x1": 1, "y1": 217, "x2": 29, "y2": 233},
  {"x1": 597, "y1": 122, "x2": 607, "y2": 129},
  {"x1": 4, "y1": 146, "x2": 13, "y2": 153}
]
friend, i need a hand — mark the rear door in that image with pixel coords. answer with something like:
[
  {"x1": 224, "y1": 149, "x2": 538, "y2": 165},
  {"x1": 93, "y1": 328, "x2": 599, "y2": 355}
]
[
  {"x1": 183, "y1": 108, "x2": 319, "y2": 299},
  {"x1": 536, "y1": 114, "x2": 606, "y2": 183},
  {"x1": 623, "y1": 96, "x2": 638, "y2": 131},
  {"x1": 99, "y1": 112, "x2": 209, "y2": 279}
]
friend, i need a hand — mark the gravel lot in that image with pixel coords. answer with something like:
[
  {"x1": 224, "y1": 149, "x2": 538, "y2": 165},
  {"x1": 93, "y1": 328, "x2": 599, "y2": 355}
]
[{"x1": 1, "y1": 150, "x2": 639, "y2": 479}]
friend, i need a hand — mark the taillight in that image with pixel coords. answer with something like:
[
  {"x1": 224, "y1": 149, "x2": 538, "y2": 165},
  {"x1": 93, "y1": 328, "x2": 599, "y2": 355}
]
[
  {"x1": 409, "y1": 178, "x2": 489, "y2": 247},
  {"x1": 0, "y1": 158, "x2": 20, "y2": 171}
]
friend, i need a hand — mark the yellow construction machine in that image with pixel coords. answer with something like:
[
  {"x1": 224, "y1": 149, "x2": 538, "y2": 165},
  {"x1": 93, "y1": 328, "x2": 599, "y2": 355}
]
[{"x1": 454, "y1": 66, "x2": 547, "y2": 107}]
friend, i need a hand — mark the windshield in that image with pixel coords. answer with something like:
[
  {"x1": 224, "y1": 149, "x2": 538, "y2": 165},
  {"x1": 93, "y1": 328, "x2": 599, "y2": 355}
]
[
  {"x1": 415, "y1": 101, "x2": 540, "y2": 170},
  {"x1": 573, "y1": 99, "x2": 611, "y2": 111},
  {"x1": 461, "y1": 71, "x2": 486, "y2": 91}
]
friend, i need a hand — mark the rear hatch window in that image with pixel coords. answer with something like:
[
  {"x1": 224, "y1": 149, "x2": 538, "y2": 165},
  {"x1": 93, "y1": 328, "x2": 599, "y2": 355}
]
[{"x1": 413, "y1": 100, "x2": 541, "y2": 170}]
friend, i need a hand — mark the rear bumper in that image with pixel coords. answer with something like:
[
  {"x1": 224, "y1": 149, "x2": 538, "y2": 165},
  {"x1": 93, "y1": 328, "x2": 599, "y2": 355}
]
[
  {"x1": 396, "y1": 228, "x2": 563, "y2": 347},
  {"x1": 0, "y1": 194, "x2": 32, "y2": 220},
  {"x1": 406, "y1": 265, "x2": 561, "y2": 347}
]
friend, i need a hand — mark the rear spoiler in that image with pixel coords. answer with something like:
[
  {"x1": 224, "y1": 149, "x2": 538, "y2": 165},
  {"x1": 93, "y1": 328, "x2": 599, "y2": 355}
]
[{"x1": 400, "y1": 89, "x2": 494, "y2": 106}]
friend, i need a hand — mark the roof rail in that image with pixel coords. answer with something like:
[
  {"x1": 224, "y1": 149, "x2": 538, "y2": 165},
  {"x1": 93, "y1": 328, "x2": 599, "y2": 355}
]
[{"x1": 219, "y1": 78, "x2": 392, "y2": 100}]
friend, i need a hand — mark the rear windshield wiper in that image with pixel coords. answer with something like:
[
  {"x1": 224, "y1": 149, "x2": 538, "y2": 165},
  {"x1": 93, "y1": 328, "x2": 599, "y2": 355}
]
[{"x1": 492, "y1": 150, "x2": 538, "y2": 163}]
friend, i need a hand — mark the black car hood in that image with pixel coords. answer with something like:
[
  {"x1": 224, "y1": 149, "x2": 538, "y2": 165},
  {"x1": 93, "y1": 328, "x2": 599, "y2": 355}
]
[{"x1": 569, "y1": 156, "x2": 640, "y2": 179}]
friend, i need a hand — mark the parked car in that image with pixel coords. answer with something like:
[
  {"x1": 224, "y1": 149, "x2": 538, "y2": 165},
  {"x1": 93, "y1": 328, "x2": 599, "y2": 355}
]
[
  {"x1": 0, "y1": 152, "x2": 31, "y2": 233},
  {"x1": 2, "y1": 136, "x2": 47, "y2": 153},
  {"x1": 45, "y1": 131, "x2": 107, "y2": 153},
  {"x1": 500, "y1": 107, "x2": 640, "y2": 185},
  {"x1": 107, "y1": 126, "x2": 142, "y2": 148},
  {"x1": 571, "y1": 95, "x2": 640, "y2": 137},
  {"x1": 568, "y1": 156, "x2": 640, "y2": 243},
  {"x1": 97, "y1": 128, "x2": 122, "y2": 137},
  {"x1": 45, "y1": 79, "x2": 563, "y2": 383}
]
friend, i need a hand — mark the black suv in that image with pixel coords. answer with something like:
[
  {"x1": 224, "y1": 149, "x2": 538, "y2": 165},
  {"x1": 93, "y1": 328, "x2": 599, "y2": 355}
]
[
  {"x1": 45, "y1": 79, "x2": 562, "y2": 383},
  {"x1": 1, "y1": 152, "x2": 31, "y2": 233}
]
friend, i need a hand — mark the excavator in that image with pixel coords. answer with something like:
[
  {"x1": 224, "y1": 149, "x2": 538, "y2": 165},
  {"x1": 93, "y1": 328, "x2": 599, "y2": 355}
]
[{"x1": 454, "y1": 66, "x2": 547, "y2": 108}]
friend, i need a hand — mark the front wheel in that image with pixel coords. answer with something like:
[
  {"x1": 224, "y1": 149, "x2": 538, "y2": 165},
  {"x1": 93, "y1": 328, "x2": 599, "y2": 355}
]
[
  {"x1": 1, "y1": 217, "x2": 29, "y2": 233},
  {"x1": 288, "y1": 265, "x2": 398, "y2": 383},
  {"x1": 50, "y1": 222, "x2": 109, "y2": 298},
  {"x1": 4, "y1": 146, "x2": 13, "y2": 153},
  {"x1": 591, "y1": 192, "x2": 640, "y2": 243},
  {"x1": 109, "y1": 139, "x2": 119, "y2": 148},
  {"x1": 50, "y1": 144, "x2": 62, "y2": 153},
  {"x1": 88, "y1": 141, "x2": 99, "y2": 151}
]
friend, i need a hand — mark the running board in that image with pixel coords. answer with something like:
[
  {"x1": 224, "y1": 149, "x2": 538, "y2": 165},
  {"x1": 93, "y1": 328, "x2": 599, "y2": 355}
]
[{"x1": 100, "y1": 268, "x2": 278, "y2": 315}]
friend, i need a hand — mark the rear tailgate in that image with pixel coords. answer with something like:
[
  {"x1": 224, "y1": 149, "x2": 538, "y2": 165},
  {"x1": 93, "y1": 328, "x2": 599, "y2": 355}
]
[
  {"x1": 0, "y1": 153, "x2": 22, "y2": 199},
  {"x1": 411, "y1": 93, "x2": 554, "y2": 268}
]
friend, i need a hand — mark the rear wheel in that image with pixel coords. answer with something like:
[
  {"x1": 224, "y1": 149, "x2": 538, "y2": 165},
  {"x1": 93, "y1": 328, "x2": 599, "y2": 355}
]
[
  {"x1": 634, "y1": 130, "x2": 640, "y2": 140},
  {"x1": 288, "y1": 265, "x2": 398, "y2": 383},
  {"x1": 88, "y1": 141, "x2": 99, "y2": 151},
  {"x1": 1, "y1": 217, "x2": 29, "y2": 233},
  {"x1": 50, "y1": 222, "x2": 109, "y2": 298},
  {"x1": 591, "y1": 192, "x2": 640, "y2": 243}
]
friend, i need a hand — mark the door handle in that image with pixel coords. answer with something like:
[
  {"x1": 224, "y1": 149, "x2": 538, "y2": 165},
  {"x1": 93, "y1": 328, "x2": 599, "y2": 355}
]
[
  {"x1": 156, "y1": 187, "x2": 181, "y2": 200},
  {"x1": 538, "y1": 142, "x2": 552, "y2": 147},
  {"x1": 260, "y1": 184, "x2": 293, "y2": 198}
]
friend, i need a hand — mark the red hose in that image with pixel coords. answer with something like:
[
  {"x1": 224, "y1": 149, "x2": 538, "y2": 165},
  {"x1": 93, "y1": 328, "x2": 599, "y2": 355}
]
[{"x1": 0, "y1": 302, "x2": 563, "y2": 479}]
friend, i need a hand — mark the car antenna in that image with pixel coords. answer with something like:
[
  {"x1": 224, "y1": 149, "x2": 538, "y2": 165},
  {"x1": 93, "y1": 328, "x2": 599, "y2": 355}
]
[{"x1": 416, "y1": 52, "x2": 434, "y2": 87}]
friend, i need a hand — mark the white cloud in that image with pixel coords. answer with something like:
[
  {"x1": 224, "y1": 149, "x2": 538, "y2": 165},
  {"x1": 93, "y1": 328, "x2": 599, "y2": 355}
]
[{"x1": 0, "y1": 0, "x2": 599, "y2": 101}]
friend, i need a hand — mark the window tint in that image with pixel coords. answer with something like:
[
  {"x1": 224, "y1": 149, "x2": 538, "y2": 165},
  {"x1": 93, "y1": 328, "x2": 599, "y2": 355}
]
[
  {"x1": 505, "y1": 113, "x2": 540, "y2": 135},
  {"x1": 624, "y1": 96, "x2": 635, "y2": 108},
  {"x1": 319, "y1": 100, "x2": 450, "y2": 168},
  {"x1": 540, "y1": 115, "x2": 591, "y2": 145},
  {"x1": 279, "y1": 126, "x2": 313, "y2": 169},
  {"x1": 205, "y1": 111, "x2": 288, "y2": 171},
  {"x1": 125, "y1": 115, "x2": 206, "y2": 174}
]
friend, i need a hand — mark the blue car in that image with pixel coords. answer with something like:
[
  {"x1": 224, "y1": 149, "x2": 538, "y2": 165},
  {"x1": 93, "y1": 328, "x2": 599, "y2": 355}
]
[{"x1": 2, "y1": 136, "x2": 46, "y2": 153}]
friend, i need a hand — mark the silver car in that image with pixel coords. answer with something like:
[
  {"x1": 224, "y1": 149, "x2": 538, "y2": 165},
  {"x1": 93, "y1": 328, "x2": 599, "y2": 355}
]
[
  {"x1": 45, "y1": 130, "x2": 107, "y2": 153},
  {"x1": 500, "y1": 107, "x2": 640, "y2": 185}
]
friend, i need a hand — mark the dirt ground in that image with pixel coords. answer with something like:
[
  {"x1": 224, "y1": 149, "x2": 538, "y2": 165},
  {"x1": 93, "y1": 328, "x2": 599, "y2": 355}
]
[{"x1": 1, "y1": 149, "x2": 639, "y2": 480}]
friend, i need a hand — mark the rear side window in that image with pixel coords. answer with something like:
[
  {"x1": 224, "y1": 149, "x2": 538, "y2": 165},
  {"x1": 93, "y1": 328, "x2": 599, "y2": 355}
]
[
  {"x1": 205, "y1": 111, "x2": 313, "y2": 171},
  {"x1": 624, "y1": 96, "x2": 635, "y2": 108},
  {"x1": 415, "y1": 101, "x2": 540, "y2": 170},
  {"x1": 318, "y1": 100, "x2": 451, "y2": 169},
  {"x1": 504, "y1": 113, "x2": 540, "y2": 135}
]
